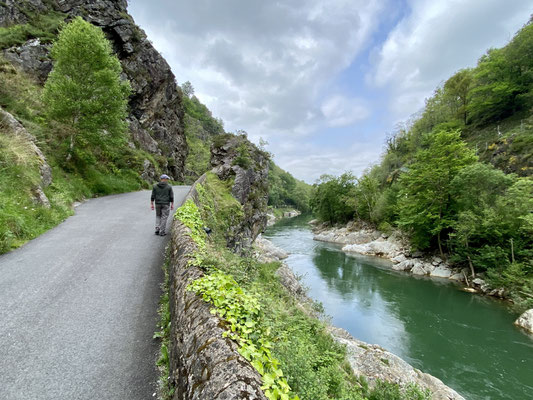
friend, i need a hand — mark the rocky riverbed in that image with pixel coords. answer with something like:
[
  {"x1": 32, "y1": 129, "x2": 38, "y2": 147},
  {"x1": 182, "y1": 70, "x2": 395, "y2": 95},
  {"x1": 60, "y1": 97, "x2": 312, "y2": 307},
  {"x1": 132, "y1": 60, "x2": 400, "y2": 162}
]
[
  {"x1": 254, "y1": 235, "x2": 465, "y2": 399},
  {"x1": 266, "y1": 209, "x2": 301, "y2": 226},
  {"x1": 312, "y1": 221, "x2": 506, "y2": 298}
]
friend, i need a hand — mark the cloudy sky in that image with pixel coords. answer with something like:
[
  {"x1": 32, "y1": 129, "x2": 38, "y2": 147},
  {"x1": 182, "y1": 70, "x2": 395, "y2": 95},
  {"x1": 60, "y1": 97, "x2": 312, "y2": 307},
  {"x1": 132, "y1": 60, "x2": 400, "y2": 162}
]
[{"x1": 128, "y1": 0, "x2": 531, "y2": 182}]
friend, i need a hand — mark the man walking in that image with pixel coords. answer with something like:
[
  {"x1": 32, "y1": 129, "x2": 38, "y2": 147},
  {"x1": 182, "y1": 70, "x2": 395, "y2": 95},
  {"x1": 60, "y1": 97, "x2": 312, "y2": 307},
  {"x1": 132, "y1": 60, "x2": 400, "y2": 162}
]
[{"x1": 151, "y1": 174, "x2": 174, "y2": 236}]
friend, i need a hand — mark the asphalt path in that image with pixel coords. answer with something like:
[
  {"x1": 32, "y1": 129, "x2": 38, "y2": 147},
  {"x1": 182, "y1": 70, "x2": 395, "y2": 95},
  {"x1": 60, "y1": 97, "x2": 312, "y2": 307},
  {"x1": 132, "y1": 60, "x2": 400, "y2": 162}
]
[{"x1": 0, "y1": 186, "x2": 190, "y2": 400}]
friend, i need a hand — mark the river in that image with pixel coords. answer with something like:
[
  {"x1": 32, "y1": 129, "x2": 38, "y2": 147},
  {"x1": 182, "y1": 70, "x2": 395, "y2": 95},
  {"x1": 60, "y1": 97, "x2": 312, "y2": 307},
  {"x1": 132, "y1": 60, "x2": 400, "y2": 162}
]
[{"x1": 264, "y1": 215, "x2": 533, "y2": 400}]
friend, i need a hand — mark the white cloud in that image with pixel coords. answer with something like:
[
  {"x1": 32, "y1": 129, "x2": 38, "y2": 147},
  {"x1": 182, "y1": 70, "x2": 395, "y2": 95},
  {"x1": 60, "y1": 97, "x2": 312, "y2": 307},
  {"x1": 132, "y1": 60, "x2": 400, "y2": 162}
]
[
  {"x1": 271, "y1": 139, "x2": 381, "y2": 183},
  {"x1": 128, "y1": 0, "x2": 386, "y2": 138},
  {"x1": 321, "y1": 95, "x2": 370, "y2": 127},
  {"x1": 369, "y1": 0, "x2": 533, "y2": 120},
  {"x1": 128, "y1": 0, "x2": 532, "y2": 181}
]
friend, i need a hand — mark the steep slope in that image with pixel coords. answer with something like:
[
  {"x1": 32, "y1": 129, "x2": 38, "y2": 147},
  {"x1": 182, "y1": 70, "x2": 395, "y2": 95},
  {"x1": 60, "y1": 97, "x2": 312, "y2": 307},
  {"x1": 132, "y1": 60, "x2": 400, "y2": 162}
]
[{"x1": 0, "y1": 0, "x2": 187, "y2": 181}]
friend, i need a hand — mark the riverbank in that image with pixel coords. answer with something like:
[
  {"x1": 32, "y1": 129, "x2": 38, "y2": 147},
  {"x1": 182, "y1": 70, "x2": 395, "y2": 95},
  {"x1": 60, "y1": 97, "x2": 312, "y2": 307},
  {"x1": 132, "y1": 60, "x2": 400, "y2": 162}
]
[
  {"x1": 255, "y1": 234, "x2": 465, "y2": 400},
  {"x1": 266, "y1": 208, "x2": 301, "y2": 226},
  {"x1": 312, "y1": 222, "x2": 533, "y2": 334},
  {"x1": 265, "y1": 216, "x2": 533, "y2": 399},
  {"x1": 312, "y1": 221, "x2": 507, "y2": 298}
]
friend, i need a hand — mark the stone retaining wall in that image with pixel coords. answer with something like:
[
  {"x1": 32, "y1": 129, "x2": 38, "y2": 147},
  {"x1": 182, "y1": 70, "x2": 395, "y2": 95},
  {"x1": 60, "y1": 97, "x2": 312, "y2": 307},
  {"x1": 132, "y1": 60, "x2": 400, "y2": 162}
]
[{"x1": 168, "y1": 176, "x2": 267, "y2": 400}]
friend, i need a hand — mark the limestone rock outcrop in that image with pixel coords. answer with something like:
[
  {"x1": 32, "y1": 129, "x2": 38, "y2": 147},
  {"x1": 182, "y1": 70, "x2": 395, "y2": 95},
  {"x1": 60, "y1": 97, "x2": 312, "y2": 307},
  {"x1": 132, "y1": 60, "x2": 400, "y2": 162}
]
[
  {"x1": 210, "y1": 134, "x2": 269, "y2": 252},
  {"x1": 254, "y1": 234, "x2": 288, "y2": 263},
  {"x1": 0, "y1": 0, "x2": 187, "y2": 181},
  {"x1": 514, "y1": 309, "x2": 533, "y2": 334},
  {"x1": 329, "y1": 327, "x2": 465, "y2": 400},
  {"x1": 2, "y1": 39, "x2": 52, "y2": 84},
  {"x1": 0, "y1": 0, "x2": 48, "y2": 26},
  {"x1": 313, "y1": 223, "x2": 471, "y2": 284}
]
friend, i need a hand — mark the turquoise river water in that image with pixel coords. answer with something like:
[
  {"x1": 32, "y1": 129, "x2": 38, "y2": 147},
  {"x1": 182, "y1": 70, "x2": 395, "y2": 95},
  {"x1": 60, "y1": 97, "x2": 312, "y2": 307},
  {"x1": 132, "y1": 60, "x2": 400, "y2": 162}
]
[{"x1": 264, "y1": 216, "x2": 533, "y2": 400}]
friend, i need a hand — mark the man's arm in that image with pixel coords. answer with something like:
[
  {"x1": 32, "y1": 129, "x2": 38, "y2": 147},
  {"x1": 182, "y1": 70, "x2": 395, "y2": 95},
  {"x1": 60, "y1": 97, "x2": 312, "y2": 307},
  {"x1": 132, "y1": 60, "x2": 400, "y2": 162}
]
[{"x1": 151, "y1": 187, "x2": 155, "y2": 210}]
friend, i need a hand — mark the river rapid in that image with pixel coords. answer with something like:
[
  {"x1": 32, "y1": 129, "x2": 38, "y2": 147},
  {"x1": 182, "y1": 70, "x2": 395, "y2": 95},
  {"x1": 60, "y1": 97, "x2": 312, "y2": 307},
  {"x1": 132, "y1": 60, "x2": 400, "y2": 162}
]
[{"x1": 264, "y1": 215, "x2": 533, "y2": 400}]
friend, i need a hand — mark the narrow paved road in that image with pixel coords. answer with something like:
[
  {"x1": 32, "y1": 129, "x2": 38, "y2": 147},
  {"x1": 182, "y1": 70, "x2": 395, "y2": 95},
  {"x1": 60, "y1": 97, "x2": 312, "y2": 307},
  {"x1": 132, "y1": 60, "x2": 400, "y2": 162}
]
[{"x1": 0, "y1": 186, "x2": 190, "y2": 400}]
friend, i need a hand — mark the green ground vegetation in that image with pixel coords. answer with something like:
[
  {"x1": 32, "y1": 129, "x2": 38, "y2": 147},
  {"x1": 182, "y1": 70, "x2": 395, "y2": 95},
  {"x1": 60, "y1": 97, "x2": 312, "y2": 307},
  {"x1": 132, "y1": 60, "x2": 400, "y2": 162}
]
[
  {"x1": 0, "y1": 8, "x2": 65, "y2": 48},
  {"x1": 169, "y1": 173, "x2": 431, "y2": 400},
  {"x1": 0, "y1": 18, "x2": 160, "y2": 254},
  {"x1": 310, "y1": 18, "x2": 533, "y2": 308}
]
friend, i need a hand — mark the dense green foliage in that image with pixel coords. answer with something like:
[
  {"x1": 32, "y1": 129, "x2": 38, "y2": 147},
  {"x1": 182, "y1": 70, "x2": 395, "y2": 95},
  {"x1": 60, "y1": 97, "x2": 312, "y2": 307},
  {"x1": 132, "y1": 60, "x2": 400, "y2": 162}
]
[
  {"x1": 196, "y1": 172, "x2": 245, "y2": 246},
  {"x1": 189, "y1": 271, "x2": 297, "y2": 400},
  {"x1": 310, "y1": 173, "x2": 356, "y2": 224},
  {"x1": 408, "y1": 18, "x2": 533, "y2": 176},
  {"x1": 268, "y1": 162, "x2": 312, "y2": 213},
  {"x1": 173, "y1": 199, "x2": 207, "y2": 248},
  {"x1": 181, "y1": 82, "x2": 224, "y2": 183},
  {"x1": 43, "y1": 17, "x2": 131, "y2": 164},
  {"x1": 397, "y1": 130, "x2": 478, "y2": 255},
  {"x1": 311, "y1": 19, "x2": 533, "y2": 306},
  {"x1": 171, "y1": 173, "x2": 431, "y2": 400},
  {"x1": 183, "y1": 114, "x2": 212, "y2": 183}
]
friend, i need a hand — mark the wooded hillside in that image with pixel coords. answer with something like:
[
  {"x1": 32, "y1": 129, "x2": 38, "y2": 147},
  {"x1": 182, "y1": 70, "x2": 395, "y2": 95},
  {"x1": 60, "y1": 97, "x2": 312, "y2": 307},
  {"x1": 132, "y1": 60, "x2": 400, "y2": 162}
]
[{"x1": 311, "y1": 17, "x2": 533, "y2": 308}]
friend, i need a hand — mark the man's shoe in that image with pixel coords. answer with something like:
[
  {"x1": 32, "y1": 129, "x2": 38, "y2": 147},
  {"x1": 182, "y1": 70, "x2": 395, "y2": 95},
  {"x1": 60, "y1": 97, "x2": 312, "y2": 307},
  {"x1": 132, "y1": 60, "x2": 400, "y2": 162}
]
[
  {"x1": 155, "y1": 230, "x2": 160, "y2": 235},
  {"x1": 159, "y1": 232, "x2": 167, "y2": 237}
]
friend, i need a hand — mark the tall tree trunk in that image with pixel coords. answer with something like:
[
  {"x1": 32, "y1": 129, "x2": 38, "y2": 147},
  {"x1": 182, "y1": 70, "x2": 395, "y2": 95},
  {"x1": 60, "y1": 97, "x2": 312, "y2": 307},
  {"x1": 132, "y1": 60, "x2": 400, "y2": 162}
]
[
  {"x1": 66, "y1": 133, "x2": 75, "y2": 162},
  {"x1": 467, "y1": 255, "x2": 475, "y2": 279},
  {"x1": 66, "y1": 116, "x2": 78, "y2": 162}
]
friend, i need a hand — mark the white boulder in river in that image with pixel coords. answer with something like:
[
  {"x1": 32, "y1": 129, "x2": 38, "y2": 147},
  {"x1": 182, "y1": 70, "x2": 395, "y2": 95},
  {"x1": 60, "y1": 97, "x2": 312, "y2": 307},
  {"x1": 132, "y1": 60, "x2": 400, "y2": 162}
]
[
  {"x1": 514, "y1": 309, "x2": 533, "y2": 333},
  {"x1": 329, "y1": 327, "x2": 465, "y2": 400}
]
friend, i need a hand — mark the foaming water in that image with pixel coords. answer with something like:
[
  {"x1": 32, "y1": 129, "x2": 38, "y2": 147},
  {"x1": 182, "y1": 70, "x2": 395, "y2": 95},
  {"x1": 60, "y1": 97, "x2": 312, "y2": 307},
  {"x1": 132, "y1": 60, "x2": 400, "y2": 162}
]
[{"x1": 264, "y1": 215, "x2": 533, "y2": 400}]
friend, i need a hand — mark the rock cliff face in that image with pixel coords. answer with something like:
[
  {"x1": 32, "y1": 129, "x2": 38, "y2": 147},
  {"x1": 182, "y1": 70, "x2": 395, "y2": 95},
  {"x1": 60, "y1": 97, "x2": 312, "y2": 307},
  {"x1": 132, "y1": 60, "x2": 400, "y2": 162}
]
[
  {"x1": 0, "y1": 0, "x2": 47, "y2": 26},
  {"x1": 210, "y1": 134, "x2": 269, "y2": 252},
  {"x1": 0, "y1": 0, "x2": 187, "y2": 181}
]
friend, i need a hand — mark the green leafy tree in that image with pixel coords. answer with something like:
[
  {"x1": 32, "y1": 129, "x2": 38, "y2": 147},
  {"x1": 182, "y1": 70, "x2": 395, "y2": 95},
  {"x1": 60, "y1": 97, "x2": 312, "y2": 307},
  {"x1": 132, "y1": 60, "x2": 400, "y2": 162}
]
[
  {"x1": 311, "y1": 173, "x2": 356, "y2": 224},
  {"x1": 181, "y1": 81, "x2": 195, "y2": 98},
  {"x1": 467, "y1": 18, "x2": 533, "y2": 125},
  {"x1": 443, "y1": 68, "x2": 473, "y2": 125},
  {"x1": 449, "y1": 163, "x2": 515, "y2": 276},
  {"x1": 347, "y1": 174, "x2": 380, "y2": 223},
  {"x1": 397, "y1": 129, "x2": 477, "y2": 256},
  {"x1": 43, "y1": 17, "x2": 131, "y2": 163},
  {"x1": 467, "y1": 48, "x2": 519, "y2": 125}
]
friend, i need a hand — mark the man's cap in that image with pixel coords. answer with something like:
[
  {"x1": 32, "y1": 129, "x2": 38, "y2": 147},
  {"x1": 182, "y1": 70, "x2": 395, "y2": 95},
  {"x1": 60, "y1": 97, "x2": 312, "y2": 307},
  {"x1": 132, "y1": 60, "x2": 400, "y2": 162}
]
[{"x1": 160, "y1": 174, "x2": 171, "y2": 180}]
